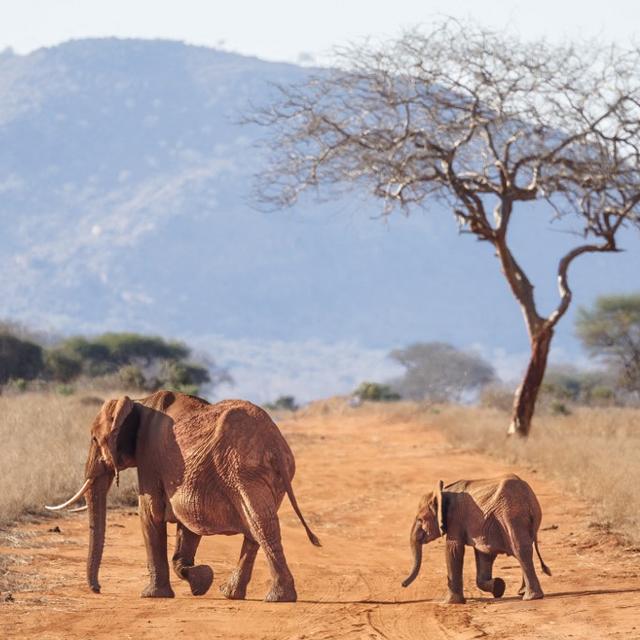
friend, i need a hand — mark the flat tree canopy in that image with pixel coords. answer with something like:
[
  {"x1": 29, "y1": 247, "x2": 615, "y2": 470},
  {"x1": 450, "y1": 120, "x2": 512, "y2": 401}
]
[
  {"x1": 251, "y1": 20, "x2": 640, "y2": 436},
  {"x1": 390, "y1": 342, "x2": 495, "y2": 402},
  {"x1": 576, "y1": 294, "x2": 640, "y2": 396}
]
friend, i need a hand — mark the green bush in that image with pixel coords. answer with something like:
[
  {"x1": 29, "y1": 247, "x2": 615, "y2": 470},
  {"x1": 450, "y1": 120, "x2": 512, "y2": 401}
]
[
  {"x1": 389, "y1": 342, "x2": 495, "y2": 402},
  {"x1": 479, "y1": 384, "x2": 514, "y2": 412},
  {"x1": 353, "y1": 382, "x2": 401, "y2": 402},
  {"x1": 118, "y1": 365, "x2": 147, "y2": 390},
  {"x1": 1, "y1": 324, "x2": 230, "y2": 397},
  {"x1": 56, "y1": 384, "x2": 75, "y2": 396},
  {"x1": 265, "y1": 395, "x2": 299, "y2": 411},
  {"x1": 0, "y1": 332, "x2": 45, "y2": 384},
  {"x1": 550, "y1": 401, "x2": 571, "y2": 416},
  {"x1": 541, "y1": 365, "x2": 617, "y2": 406},
  {"x1": 45, "y1": 349, "x2": 83, "y2": 382}
]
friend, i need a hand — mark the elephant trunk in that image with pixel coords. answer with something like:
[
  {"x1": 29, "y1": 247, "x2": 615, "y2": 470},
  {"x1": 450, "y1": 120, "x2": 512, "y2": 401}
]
[
  {"x1": 86, "y1": 474, "x2": 112, "y2": 593},
  {"x1": 401, "y1": 520, "x2": 425, "y2": 588}
]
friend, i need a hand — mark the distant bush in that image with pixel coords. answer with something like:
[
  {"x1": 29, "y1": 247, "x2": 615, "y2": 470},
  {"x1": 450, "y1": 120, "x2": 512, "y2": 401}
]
[
  {"x1": 45, "y1": 349, "x2": 83, "y2": 383},
  {"x1": 576, "y1": 294, "x2": 640, "y2": 395},
  {"x1": 6, "y1": 378, "x2": 28, "y2": 393},
  {"x1": 117, "y1": 364, "x2": 147, "y2": 390},
  {"x1": 389, "y1": 342, "x2": 495, "y2": 402},
  {"x1": 56, "y1": 384, "x2": 75, "y2": 396},
  {"x1": 353, "y1": 381, "x2": 401, "y2": 402},
  {"x1": 47, "y1": 332, "x2": 229, "y2": 395},
  {"x1": 162, "y1": 361, "x2": 211, "y2": 392},
  {"x1": 0, "y1": 332, "x2": 45, "y2": 384},
  {"x1": 1, "y1": 324, "x2": 231, "y2": 397},
  {"x1": 541, "y1": 365, "x2": 618, "y2": 407},
  {"x1": 550, "y1": 400, "x2": 571, "y2": 416},
  {"x1": 265, "y1": 395, "x2": 299, "y2": 411},
  {"x1": 479, "y1": 384, "x2": 514, "y2": 412}
]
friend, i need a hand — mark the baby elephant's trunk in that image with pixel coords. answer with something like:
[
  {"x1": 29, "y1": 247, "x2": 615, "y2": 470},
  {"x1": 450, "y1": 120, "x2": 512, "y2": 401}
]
[{"x1": 401, "y1": 520, "x2": 425, "y2": 587}]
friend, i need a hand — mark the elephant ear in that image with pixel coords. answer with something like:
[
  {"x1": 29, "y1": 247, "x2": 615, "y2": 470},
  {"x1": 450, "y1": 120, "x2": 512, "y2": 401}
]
[
  {"x1": 436, "y1": 480, "x2": 447, "y2": 536},
  {"x1": 102, "y1": 396, "x2": 134, "y2": 483}
]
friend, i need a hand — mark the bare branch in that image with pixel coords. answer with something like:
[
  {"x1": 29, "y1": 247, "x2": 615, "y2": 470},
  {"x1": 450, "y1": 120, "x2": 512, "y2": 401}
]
[{"x1": 248, "y1": 19, "x2": 640, "y2": 435}]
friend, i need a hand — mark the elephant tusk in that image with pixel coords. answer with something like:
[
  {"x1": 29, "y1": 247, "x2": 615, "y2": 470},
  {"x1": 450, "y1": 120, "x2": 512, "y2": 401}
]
[
  {"x1": 45, "y1": 479, "x2": 91, "y2": 511},
  {"x1": 69, "y1": 504, "x2": 88, "y2": 513}
]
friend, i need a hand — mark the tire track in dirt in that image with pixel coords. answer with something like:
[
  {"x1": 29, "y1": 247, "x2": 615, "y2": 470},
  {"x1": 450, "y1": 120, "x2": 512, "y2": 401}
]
[{"x1": 2, "y1": 405, "x2": 640, "y2": 639}]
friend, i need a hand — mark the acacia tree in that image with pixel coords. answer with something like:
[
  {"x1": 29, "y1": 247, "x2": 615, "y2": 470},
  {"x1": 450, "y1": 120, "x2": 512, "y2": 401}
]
[
  {"x1": 390, "y1": 342, "x2": 495, "y2": 402},
  {"x1": 576, "y1": 294, "x2": 640, "y2": 396},
  {"x1": 250, "y1": 21, "x2": 640, "y2": 436}
]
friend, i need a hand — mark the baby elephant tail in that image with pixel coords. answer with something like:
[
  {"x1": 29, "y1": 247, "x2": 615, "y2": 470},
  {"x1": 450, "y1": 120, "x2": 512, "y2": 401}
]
[
  {"x1": 534, "y1": 539, "x2": 552, "y2": 576},
  {"x1": 276, "y1": 450, "x2": 322, "y2": 547}
]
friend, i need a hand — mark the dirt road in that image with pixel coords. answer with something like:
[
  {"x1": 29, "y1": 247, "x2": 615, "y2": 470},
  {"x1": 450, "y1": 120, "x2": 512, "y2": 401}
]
[{"x1": 2, "y1": 405, "x2": 640, "y2": 639}]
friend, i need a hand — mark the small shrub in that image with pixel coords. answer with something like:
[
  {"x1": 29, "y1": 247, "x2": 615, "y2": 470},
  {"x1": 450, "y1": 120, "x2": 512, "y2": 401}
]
[
  {"x1": 0, "y1": 332, "x2": 45, "y2": 383},
  {"x1": 353, "y1": 382, "x2": 401, "y2": 402},
  {"x1": 550, "y1": 401, "x2": 571, "y2": 416},
  {"x1": 479, "y1": 384, "x2": 514, "y2": 412},
  {"x1": 266, "y1": 395, "x2": 299, "y2": 411},
  {"x1": 56, "y1": 384, "x2": 75, "y2": 396},
  {"x1": 118, "y1": 364, "x2": 146, "y2": 390},
  {"x1": 169, "y1": 384, "x2": 199, "y2": 396},
  {"x1": 8, "y1": 378, "x2": 28, "y2": 393},
  {"x1": 590, "y1": 385, "x2": 616, "y2": 405}
]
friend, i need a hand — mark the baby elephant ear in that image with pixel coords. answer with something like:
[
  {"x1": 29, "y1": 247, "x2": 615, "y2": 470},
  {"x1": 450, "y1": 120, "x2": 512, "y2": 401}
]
[{"x1": 436, "y1": 480, "x2": 446, "y2": 535}]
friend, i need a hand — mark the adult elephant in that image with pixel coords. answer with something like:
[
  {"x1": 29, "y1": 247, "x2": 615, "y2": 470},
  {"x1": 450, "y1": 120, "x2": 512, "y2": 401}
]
[{"x1": 46, "y1": 391, "x2": 320, "y2": 602}]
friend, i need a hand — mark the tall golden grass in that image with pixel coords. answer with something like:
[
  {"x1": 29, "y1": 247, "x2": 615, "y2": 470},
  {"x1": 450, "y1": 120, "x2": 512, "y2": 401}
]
[
  {"x1": 423, "y1": 404, "x2": 640, "y2": 544},
  {"x1": 0, "y1": 392, "x2": 137, "y2": 526}
]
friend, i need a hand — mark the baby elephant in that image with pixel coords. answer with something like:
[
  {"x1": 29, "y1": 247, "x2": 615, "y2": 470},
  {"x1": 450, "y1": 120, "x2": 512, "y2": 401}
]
[{"x1": 402, "y1": 474, "x2": 551, "y2": 604}]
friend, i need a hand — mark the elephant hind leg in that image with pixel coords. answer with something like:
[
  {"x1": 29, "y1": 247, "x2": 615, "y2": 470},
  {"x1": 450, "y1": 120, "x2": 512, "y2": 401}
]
[
  {"x1": 518, "y1": 576, "x2": 526, "y2": 596},
  {"x1": 474, "y1": 549, "x2": 505, "y2": 598},
  {"x1": 512, "y1": 542, "x2": 543, "y2": 600},
  {"x1": 172, "y1": 522, "x2": 213, "y2": 596},
  {"x1": 220, "y1": 535, "x2": 259, "y2": 600},
  {"x1": 239, "y1": 486, "x2": 297, "y2": 602}
]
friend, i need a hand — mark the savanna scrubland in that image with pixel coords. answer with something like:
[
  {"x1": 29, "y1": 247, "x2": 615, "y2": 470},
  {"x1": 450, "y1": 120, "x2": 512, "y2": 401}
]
[{"x1": 2, "y1": 393, "x2": 638, "y2": 542}]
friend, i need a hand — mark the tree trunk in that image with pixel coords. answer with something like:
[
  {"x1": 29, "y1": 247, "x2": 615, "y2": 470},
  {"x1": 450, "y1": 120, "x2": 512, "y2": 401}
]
[{"x1": 508, "y1": 325, "x2": 554, "y2": 437}]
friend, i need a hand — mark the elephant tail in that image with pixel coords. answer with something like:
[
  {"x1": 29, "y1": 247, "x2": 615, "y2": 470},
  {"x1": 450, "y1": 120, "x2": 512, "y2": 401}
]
[
  {"x1": 275, "y1": 449, "x2": 321, "y2": 547},
  {"x1": 534, "y1": 539, "x2": 552, "y2": 576}
]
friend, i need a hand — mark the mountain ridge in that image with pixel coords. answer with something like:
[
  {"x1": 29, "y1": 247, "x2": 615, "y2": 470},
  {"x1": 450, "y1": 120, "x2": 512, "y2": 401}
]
[{"x1": 1, "y1": 38, "x2": 638, "y2": 401}]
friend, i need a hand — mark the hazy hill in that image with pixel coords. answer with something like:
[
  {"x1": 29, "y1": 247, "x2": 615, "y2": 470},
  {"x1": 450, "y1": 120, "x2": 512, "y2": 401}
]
[{"x1": 1, "y1": 39, "x2": 639, "y2": 400}]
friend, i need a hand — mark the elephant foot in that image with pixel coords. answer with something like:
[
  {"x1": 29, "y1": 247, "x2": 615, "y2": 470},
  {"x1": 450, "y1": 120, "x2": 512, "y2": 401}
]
[
  {"x1": 522, "y1": 589, "x2": 544, "y2": 601},
  {"x1": 220, "y1": 577, "x2": 248, "y2": 600},
  {"x1": 264, "y1": 581, "x2": 297, "y2": 603},
  {"x1": 186, "y1": 565, "x2": 214, "y2": 596},
  {"x1": 492, "y1": 577, "x2": 506, "y2": 599},
  {"x1": 443, "y1": 591, "x2": 466, "y2": 605},
  {"x1": 518, "y1": 583, "x2": 526, "y2": 596},
  {"x1": 141, "y1": 583, "x2": 175, "y2": 598}
]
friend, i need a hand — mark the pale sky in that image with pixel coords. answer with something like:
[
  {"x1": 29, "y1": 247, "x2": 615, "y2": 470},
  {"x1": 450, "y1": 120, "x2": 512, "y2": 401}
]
[{"x1": 2, "y1": 0, "x2": 640, "y2": 63}]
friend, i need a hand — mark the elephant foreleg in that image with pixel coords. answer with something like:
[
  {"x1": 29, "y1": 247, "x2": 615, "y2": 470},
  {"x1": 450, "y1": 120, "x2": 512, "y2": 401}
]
[
  {"x1": 138, "y1": 495, "x2": 174, "y2": 598},
  {"x1": 220, "y1": 535, "x2": 259, "y2": 600},
  {"x1": 172, "y1": 522, "x2": 214, "y2": 596},
  {"x1": 444, "y1": 539, "x2": 466, "y2": 604},
  {"x1": 474, "y1": 549, "x2": 505, "y2": 598}
]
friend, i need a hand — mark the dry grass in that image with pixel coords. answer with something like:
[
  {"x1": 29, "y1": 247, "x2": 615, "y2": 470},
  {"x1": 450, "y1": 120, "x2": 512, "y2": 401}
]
[
  {"x1": 0, "y1": 392, "x2": 138, "y2": 527},
  {"x1": 423, "y1": 404, "x2": 640, "y2": 545},
  {"x1": 2, "y1": 391, "x2": 637, "y2": 548}
]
